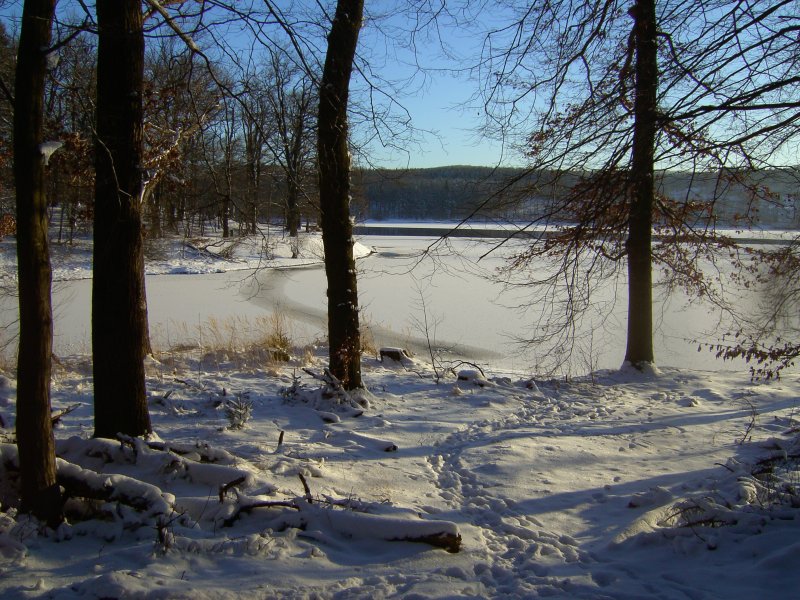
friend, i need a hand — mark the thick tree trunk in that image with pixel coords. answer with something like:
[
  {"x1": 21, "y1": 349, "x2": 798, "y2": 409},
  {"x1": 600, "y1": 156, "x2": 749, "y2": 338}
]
[
  {"x1": 318, "y1": 0, "x2": 364, "y2": 390},
  {"x1": 624, "y1": 0, "x2": 657, "y2": 368},
  {"x1": 92, "y1": 0, "x2": 152, "y2": 438},
  {"x1": 13, "y1": 0, "x2": 62, "y2": 526}
]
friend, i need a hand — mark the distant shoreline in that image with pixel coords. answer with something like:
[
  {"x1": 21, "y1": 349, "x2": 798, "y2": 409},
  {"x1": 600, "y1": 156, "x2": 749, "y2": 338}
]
[{"x1": 354, "y1": 223, "x2": 796, "y2": 246}]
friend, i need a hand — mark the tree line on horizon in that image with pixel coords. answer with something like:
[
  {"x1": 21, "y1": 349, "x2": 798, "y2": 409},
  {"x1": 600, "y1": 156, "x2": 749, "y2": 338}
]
[
  {"x1": 356, "y1": 165, "x2": 800, "y2": 227},
  {"x1": 4, "y1": 12, "x2": 797, "y2": 240}
]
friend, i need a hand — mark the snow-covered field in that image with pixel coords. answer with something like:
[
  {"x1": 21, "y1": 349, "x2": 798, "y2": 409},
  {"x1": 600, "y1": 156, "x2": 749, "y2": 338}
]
[{"x1": 0, "y1": 227, "x2": 798, "y2": 599}]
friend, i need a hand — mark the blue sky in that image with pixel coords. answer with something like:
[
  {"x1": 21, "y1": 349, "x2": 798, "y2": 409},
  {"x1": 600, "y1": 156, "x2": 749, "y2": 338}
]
[
  {"x1": 1, "y1": 0, "x2": 516, "y2": 170},
  {"x1": 362, "y1": 70, "x2": 511, "y2": 169},
  {"x1": 352, "y1": 3, "x2": 519, "y2": 170}
]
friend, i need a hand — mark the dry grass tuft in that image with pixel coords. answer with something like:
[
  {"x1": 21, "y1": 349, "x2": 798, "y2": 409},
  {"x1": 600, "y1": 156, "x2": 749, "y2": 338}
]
[
  {"x1": 153, "y1": 312, "x2": 297, "y2": 370},
  {"x1": 360, "y1": 317, "x2": 378, "y2": 358}
]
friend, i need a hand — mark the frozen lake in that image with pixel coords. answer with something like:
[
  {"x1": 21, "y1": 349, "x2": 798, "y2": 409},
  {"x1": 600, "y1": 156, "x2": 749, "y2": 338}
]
[
  {"x1": 8, "y1": 230, "x2": 792, "y2": 377},
  {"x1": 244, "y1": 234, "x2": 785, "y2": 375}
]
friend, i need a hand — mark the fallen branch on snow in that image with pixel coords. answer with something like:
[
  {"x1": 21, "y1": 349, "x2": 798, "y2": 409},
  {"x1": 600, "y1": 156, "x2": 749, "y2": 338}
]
[
  {"x1": 116, "y1": 434, "x2": 236, "y2": 464},
  {"x1": 222, "y1": 473, "x2": 461, "y2": 552},
  {"x1": 56, "y1": 457, "x2": 174, "y2": 516}
]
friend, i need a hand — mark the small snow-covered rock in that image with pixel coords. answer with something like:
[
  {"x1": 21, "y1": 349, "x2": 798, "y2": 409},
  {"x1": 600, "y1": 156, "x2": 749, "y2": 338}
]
[
  {"x1": 318, "y1": 411, "x2": 341, "y2": 424},
  {"x1": 379, "y1": 347, "x2": 413, "y2": 364},
  {"x1": 627, "y1": 486, "x2": 673, "y2": 508},
  {"x1": 456, "y1": 369, "x2": 490, "y2": 387}
]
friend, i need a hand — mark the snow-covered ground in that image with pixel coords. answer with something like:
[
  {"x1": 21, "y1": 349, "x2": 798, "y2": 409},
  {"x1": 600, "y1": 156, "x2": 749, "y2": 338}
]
[{"x1": 0, "y1": 226, "x2": 798, "y2": 599}]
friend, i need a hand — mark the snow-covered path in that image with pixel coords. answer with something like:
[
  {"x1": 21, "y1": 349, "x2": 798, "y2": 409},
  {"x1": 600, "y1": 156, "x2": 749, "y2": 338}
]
[
  {"x1": 1, "y1": 344, "x2": 798, "y2": 598},
  {"x1": 393, "y1": 369, "x2": 798, "y2": 599}
]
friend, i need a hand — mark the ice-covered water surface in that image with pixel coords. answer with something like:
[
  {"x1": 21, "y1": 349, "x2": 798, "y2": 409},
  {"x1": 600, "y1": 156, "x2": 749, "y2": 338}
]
[
  {"x1": 248, "y1": 234, "x2": 784, "y2": 375},
  {"x1": 9, "y1": 229, "x2": 790, "y2": 377}
]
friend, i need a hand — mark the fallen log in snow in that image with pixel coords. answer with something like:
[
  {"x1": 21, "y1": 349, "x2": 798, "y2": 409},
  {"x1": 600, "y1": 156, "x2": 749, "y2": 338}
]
[
  {"x1": 225, "y1": 499, "x2": 461, "y2": 553},
  {"x1": 56, "y1": 458, "x2": 174, "y2": 517},
  {"x1": 292, "y1": 502, "x2": 462, "y2": 553}
]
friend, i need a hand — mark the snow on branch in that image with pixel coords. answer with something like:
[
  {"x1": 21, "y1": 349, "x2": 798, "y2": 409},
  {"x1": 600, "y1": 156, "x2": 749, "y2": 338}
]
[
  {"x1": 3, "y1": 430, "x2": 460, "y2": 554},
  {"x1": 39, "y1": 141, "x2": 63, "y2": 166},
  {"x1": 144, "y1": 0, "x2": 200, "y2": 52},
  {"x1": 223, "y1": 474, "x2": 461, "y2": 553}
]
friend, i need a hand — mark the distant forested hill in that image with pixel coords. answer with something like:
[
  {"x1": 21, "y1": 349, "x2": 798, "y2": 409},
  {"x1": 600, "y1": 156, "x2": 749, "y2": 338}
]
[
  {"x1": 352, "y1": 166, "x2": 523, "y2": 221},
  {"x1": 352, "y1": 165, "x2": 799, "y2": 228}
]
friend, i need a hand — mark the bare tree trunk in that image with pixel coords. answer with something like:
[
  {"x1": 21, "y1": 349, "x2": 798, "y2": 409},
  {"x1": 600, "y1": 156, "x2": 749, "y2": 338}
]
[
  {"x1": 92, "y1": 0, "x2": 152, "y2": 438},
  {"x1": 245, "y1": 149, "x2": 259, "y2": 235},
  {"x1": 148, "y1": 188, "x2": 162, "y2": 238},
  {"x1": 221, "y1": 195, "x2": 230, "y2": 238},
  {"x1": 624, "y1": 0, "x2": 657, "y2": 368},
  {"x1": 286, "y1": 175, "x2": 301, "y2": 237},
  {"x1": 318, "y1": 0, "x2": 364, "y2": 390},
  {"x1": 13, "y1": 0, "x2": 62, "y2": 526},
  {"x1": 286, "y1": 106, "x2": 307, "y2": 238}
]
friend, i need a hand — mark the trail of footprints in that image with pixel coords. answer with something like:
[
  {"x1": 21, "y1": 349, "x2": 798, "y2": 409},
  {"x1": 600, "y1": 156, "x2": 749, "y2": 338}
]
[{"x1": 424, "y1": 386, "x2": 619, "y2": 593}]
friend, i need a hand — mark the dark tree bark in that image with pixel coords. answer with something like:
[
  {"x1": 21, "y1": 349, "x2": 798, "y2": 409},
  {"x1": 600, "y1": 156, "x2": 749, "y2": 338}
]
[
  {"x1": 286, "y1": 167, "x2": 302, "y2": 238},
  {"x1": 221, "y1": 195, "x2": 230, "y2": 238},
  {"x1": 318, "y1": 0, "x2": 364, "y2": 390},
  {"x1": 285, "y1": 96, "x2": 311, "y2": 238},
  {"x1": 92, "y1": 0, "x2": 152, "y2": 438},
  {"x1": 13, "y1": 0, "x2": 62, "y2": 526},
  {"x1": 243, "y1": 112, "x2": 264, "y2": 236},
  {"x1": 624, "y1": 0, "x2": 657, "y2": 368}
]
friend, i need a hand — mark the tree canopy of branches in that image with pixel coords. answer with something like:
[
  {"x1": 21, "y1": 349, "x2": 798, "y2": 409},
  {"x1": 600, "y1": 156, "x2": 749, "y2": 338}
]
[
  {"x1": 261, "y1": 49, "x2": 317, "y2": 240},
  {"x1": 473, "y1": 0, "x2": 800, "y2": 372}
]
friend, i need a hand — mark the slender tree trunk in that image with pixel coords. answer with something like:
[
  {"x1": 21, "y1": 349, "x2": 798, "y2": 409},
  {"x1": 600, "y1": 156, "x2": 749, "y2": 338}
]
[
  {"x1": 624, "y1": 0, "x2": 657, "y2": 368},
  {"x1": 286, "y1": 111, "x2": 306, "y2": 238},
  {"x1": 221, "y1": 196, "x2": 230, "y2": 238},
  {"x1": 13, "y1": 0, "x2": 62, "y2": 526},
  {"x1": 318, "y1": 0, "x2": 364, "y2": 390},
  {"x1": 245, "y1": 148, "x2": 259, "y2": 235},
  {"x1": 148, "y1": 188, "x2": 162, "y2": 238},
  {"x1": 92, "y1": 0, "x2": 152, "y2": 438},
  {"x1": 286, "y1": 176, "x2": 301, "y2": 238}
]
